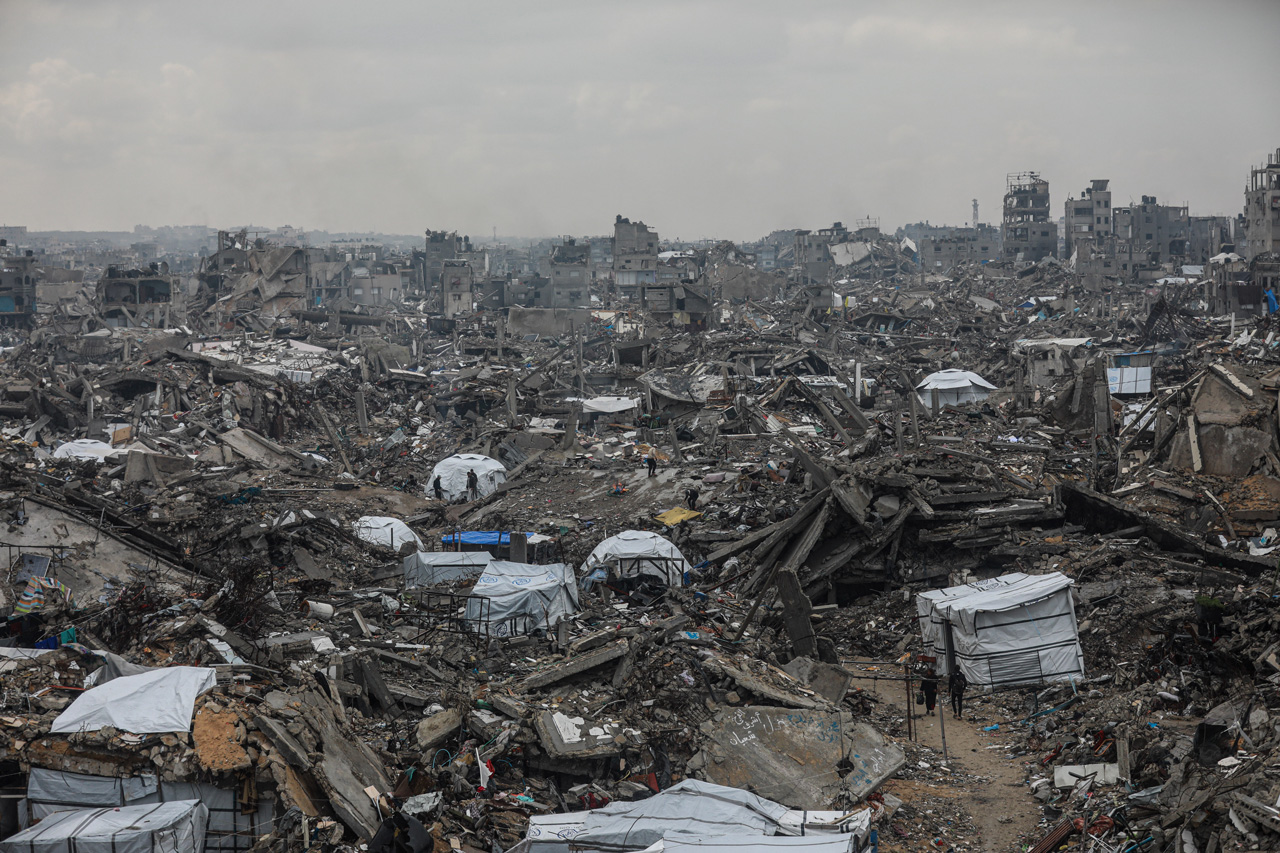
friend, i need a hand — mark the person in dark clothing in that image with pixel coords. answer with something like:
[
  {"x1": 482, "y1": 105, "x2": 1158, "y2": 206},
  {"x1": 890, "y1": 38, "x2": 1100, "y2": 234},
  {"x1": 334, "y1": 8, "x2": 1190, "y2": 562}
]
[
  {"x1": 466, "y1": 469, "x2": 479, "y2": 501},
  {"x1": 432, "y1": 475, "x2": 444, "y2": 501},
  {"x1": 921, "y1": 667, "x2": 938, "y2": 717},
  {"x1": 949, "y1": 668, "x2": 968, "y2": 719},
  {"x1": 684, "y1": 486, "x2": 699, "y2": 511},
  {"x1": 646, "y1": 455, "x2": 657, "y2": 477}
]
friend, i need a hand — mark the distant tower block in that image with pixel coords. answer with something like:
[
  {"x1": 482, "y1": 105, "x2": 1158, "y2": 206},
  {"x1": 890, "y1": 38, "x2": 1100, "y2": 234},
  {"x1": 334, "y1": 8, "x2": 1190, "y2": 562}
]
[
  {"x1": 1002, "y1": 172, "x2": 1057, "y2": 262},
  {"x1": 972, "y1": 199, "x2": 979, "y2": 227}
]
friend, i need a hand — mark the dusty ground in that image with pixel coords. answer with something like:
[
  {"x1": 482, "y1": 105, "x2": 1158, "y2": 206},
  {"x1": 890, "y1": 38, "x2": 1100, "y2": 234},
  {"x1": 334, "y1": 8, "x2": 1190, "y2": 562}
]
[{"x1": 847, "y1": 666, "x2": 1043, "y2": 853}]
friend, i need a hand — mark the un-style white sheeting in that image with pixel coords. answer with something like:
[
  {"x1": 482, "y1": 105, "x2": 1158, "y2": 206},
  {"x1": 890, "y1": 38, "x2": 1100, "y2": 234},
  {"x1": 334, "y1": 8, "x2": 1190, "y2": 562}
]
[
  {"x1": 572, "y1": 396, "x2": 641, "y2": 414},
  {"x1": 52, "y1": 440, "x2": 117, "y2": 462},
  {"x1": 917, "y1": 572, "x2": 1084, "y2": 688},
  {"x1": 428, "y1": 453, "x2": 506, "y2": 503},
  {"x1": 403, "y1": 551, "x2": 492, "y2": 588},
  {"x1": 466, "y1": 561, "x2": 578, "y2": 636},
  {"x1": 580, "y1": 530, "x2": 690, "y2": 586},
  {"x1": 0, "y1": 800, "x2": 207, "y2": 853},
  {"x1": 916, "y1": 369, "x2": 996, "y2": 407},
  {"x1": 50, "y1": 667, "x2": 216, "y2": 734},
  {"x1": 525, "y1": 780, "x2": 868, "y2": 853}
]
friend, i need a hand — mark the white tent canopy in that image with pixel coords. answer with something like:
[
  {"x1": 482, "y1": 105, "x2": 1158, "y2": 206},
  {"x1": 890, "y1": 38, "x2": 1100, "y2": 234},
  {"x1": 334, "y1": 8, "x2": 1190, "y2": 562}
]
[
  {"x1": 916, "y1": 369, "x2": 997, "y2": 407},
  {"x1": 916, "y1": 572, "x2": 1084, "y2": 688},
  {"x1": 580, "y1": 530, "x2": 691, "y2": 586},
  {"x1": 0, "y1": 800, "x2": 208, "y2": 853},
  {"x1": 353, "y1": 516, "x2": 424, "y2": 553},
  {"x1": 403, "y1": 550, "x2": 492, "y2": 588},
  {"x1": 52, "y1": 440, "x2": 118, "y2": 462},
  {"x1": 465, "y1": 560, "x2": 578, "y2": 637},
  {"x1": 524, "y1": 780, "x2": 868, "y2": 853},
  {"x1": 51, "y1": 667, "x2": 217, "y2": 734},
  {"x1": 429, "y1": 453, "x2": 506, "y2": 503}
]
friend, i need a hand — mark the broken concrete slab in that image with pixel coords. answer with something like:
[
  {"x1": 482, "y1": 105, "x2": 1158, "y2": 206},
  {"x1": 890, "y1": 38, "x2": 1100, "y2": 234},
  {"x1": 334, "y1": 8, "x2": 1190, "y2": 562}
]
[
  {"x1": 691, "y1": 705, "x2": 904, "y2": 807},
  {"x1": 415, "y1": 708, "x2": 462, "y2": 752},
  {"x1": 532, "y1": 710, "x2": 640, "y2": 759},
  {"x1": 519, "y1": 639, "x2": 629, "y2": 690}
]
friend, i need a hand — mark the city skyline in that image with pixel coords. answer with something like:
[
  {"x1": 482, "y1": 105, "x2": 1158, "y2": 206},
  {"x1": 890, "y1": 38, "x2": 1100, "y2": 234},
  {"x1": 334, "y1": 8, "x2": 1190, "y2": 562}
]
[{"x1": 1, "y1": 1, "x2": 1277, "y2": 239}]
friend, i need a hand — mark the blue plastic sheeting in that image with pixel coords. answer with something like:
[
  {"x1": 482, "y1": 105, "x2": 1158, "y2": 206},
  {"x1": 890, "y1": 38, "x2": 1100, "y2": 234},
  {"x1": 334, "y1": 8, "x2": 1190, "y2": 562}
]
[{"x1": 441, "y1": 531, "x2": 536, "y2": 546}]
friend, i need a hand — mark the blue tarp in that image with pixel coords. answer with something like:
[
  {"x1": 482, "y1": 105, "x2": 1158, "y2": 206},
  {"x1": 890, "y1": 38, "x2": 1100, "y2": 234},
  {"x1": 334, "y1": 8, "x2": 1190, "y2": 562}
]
[{"x1": 442, "y1": 531, "x2": 536, "y2": 546}]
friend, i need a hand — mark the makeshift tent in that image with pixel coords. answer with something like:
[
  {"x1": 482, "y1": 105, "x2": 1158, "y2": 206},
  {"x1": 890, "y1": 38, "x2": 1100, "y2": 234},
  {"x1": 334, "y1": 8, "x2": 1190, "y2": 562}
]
[
  {"x1": 523, "y1": 780, "x2": 869, "y2": 853},
  {"x1": 580, "y1": 530, "x2": 691, "y2": 586},
  {"x1": 0, "y1": 800, "x2": 208, "y2": 853},
  {"x1": 428, "y1": 453, "x2": 506, "y2": 503},
  {"x1": 353, "y1": 516, "x2": 424, "y2": 553},
  {"x1": 22, "y1": 769, "x2": 274, "y2": 853},
  {"x1": 915, "y1": 369, "x2": 997, "y2": 407},
  {"x1": 51, "y1": 439, "x2": 117, "y2": 462},
  {"x1": 402, "y1": 551, "x2": 492, "y2": 588},
  {"x1": 51, "y1": 667, "x2": 217, "y2": 734},
  {"x1": 465, "y1": 560, "x2": 578, "y2": 637},
  {"x1": 571, "y1": 396, "x2": 641, "y2": 415},
  {"x1": 916, "y1": 572, "x2": 1084, "y2": 688}
]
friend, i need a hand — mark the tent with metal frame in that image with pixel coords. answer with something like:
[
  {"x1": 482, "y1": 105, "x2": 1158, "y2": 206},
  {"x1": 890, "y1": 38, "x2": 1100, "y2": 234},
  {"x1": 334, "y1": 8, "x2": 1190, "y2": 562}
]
[{"x1": 916, "y1": 572, "x2": 1084, "y2": 689}]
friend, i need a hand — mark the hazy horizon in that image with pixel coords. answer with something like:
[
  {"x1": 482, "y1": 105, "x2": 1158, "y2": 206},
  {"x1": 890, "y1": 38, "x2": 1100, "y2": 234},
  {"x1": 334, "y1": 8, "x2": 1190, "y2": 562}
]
[{"x1": 2, "y1": 0, "x2": 1278, "y2": 242}]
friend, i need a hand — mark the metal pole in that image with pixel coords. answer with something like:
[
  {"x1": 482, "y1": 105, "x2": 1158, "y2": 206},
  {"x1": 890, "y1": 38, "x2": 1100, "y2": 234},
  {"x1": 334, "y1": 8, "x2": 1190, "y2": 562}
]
[{"x1": 938, "y1": 687, "x2": 949, "y2": 762}]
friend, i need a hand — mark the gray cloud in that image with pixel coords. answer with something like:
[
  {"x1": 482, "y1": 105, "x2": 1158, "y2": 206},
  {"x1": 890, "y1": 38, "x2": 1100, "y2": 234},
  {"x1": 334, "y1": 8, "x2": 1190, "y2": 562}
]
[{"x1": 1, "y1": 0, "x2": 1277, "y2": 239}]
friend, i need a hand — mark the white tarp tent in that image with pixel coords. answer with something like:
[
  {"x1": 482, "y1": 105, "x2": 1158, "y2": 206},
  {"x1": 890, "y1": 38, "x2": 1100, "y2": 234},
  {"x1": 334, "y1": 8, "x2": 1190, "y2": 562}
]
[
  {"x1": 353, "y1": 516, "x2": 424, "y2": 552},
  {"x1": 465, "y1": 561, "x2": 578, "y2": 637},
  {"x1": 402, "y1": 550, "x2": 492, "y2": 588},
  {"x1": 580, "y1": 530, "x2": 691, "y2": 586},
  {"x1": 572, "y1": 396, "x2": 641, "y2": 415},
  {"x1": 50, "y1": 667, "x2": 216, "y2": 734},
  {"x1": 523, "y1": 780, "x2": 868, "y2": 853},
  {"x1": 429, "y1": 453, "x2": 506, "y2": 503},
  {"x1": 52, "y1": 440, "x2": 117, "y2": 462},
  {"x1": 916, "y1": 572, "x2": 1084, "y2": 688},
  {"x1": 915, "y1": 369, "x2": 997, "y2": 407},
  {"x1": 21, "y1": 769, "x2": 274, "y2": 852},
  {"x1": 0, "y1": 800, "x2": 208, "y2": 853}
]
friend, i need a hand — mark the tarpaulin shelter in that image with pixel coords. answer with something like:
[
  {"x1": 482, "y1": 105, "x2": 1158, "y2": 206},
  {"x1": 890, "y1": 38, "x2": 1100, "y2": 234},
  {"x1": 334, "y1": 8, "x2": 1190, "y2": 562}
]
[
  {"x1": 915, "y1": 369, "x2": 997, "y2": 407},
  {"x1": 21, "y1": 769, "x2": 273, "y2": 853},
  {"x1": 51, "y1": 439, "x2": 117, "y2": 462},
  {"x1": 916, "y1": 572, "x2": 1084, "y2": 688},
  {"x1": 0, "y1": 800, "x2": 208, "y2": 853},
  {"x1": 464, "y1": 561, "x2": 578, "y2": 637},
  {"x1": 521, "y1": 780, "x2": 869, "y2": 853},
  {"x1": 353, "y1": 516, "x2": 424, "y2": 553},
  {"x1": 402, "y1": 551, "x2": 492, "y2": 588},
  {"x1": 428, "y1": 453, "x2": 506, "y2": 503},
  {"x1": 580, "y1": 530, "x2": 691, "y2": 586},
  {"x1": 50, "y1": 667, "x2": 217, "y2": 734},
  {"x1": 439, "y1": 531, "x2": 557, "y2": 561}
]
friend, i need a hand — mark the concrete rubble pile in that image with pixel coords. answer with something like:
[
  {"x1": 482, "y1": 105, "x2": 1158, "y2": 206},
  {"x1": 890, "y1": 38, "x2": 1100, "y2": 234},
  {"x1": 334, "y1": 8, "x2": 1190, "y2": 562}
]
[{"x1": 2, "y1": 234, "x2": 1280, "y2": 853}]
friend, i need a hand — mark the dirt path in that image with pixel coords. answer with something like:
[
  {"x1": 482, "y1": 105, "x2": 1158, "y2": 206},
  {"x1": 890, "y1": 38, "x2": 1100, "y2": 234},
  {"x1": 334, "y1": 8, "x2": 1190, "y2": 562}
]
[
  {"x1": 906, "y1": 700, "x2": 1040, "y2": 851},
  {"x1": 847, "y1": 665, "x2": 1041, "y2": 852}
]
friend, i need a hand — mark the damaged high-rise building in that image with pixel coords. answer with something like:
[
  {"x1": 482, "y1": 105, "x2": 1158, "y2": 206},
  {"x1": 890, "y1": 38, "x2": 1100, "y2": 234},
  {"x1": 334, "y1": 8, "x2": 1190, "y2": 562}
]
[
  {"x1": 1243, "y1": 146, "x2": 1280, "y2": 261},
  {"x1": 1002, "y1": 172, "x2": 1057, "y2": 262}
]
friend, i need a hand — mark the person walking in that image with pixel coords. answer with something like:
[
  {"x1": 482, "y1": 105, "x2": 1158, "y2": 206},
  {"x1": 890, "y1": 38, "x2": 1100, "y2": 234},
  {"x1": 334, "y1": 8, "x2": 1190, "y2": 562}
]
[
  {"x1": 921, "y1": 667, "x2": 939, "y2": 717},
  {"x1": 432, "y1": 474, "x2": 444, "y2": 501},
  {"x1": 949, "y1": 667, "x2": 968, "y2": 719},
  {"x1": 646, "y1": 454, "x2": 657, "y2": 477},
  {"x1": 684, "y1": 486, "x2": 700, "y2": 511},
  {"x1": 466, "y1": 468, "x2": 479, "y2": 501}
]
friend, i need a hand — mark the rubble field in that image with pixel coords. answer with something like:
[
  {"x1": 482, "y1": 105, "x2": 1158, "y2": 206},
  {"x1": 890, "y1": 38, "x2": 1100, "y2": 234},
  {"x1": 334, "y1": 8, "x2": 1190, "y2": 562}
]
[{"x1": 2, "y1": 240, "x2": 1280, "y2": 853}]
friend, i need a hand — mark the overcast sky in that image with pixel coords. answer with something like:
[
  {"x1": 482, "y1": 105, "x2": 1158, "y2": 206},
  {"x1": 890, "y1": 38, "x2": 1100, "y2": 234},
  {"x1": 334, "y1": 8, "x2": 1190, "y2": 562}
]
[{"x1": 1, "y1": 0, "x2": 1277, "y2": 241}]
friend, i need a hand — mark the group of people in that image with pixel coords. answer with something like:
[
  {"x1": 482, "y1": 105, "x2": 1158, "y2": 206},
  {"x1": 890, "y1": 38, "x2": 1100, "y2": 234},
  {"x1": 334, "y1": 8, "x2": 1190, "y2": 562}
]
[
  {"x1": 430, "y1": 469, "x2": 481, "y2": 503},
  {"x1": 919, "y1": 666, "x2": 967, "y2": 719}
]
